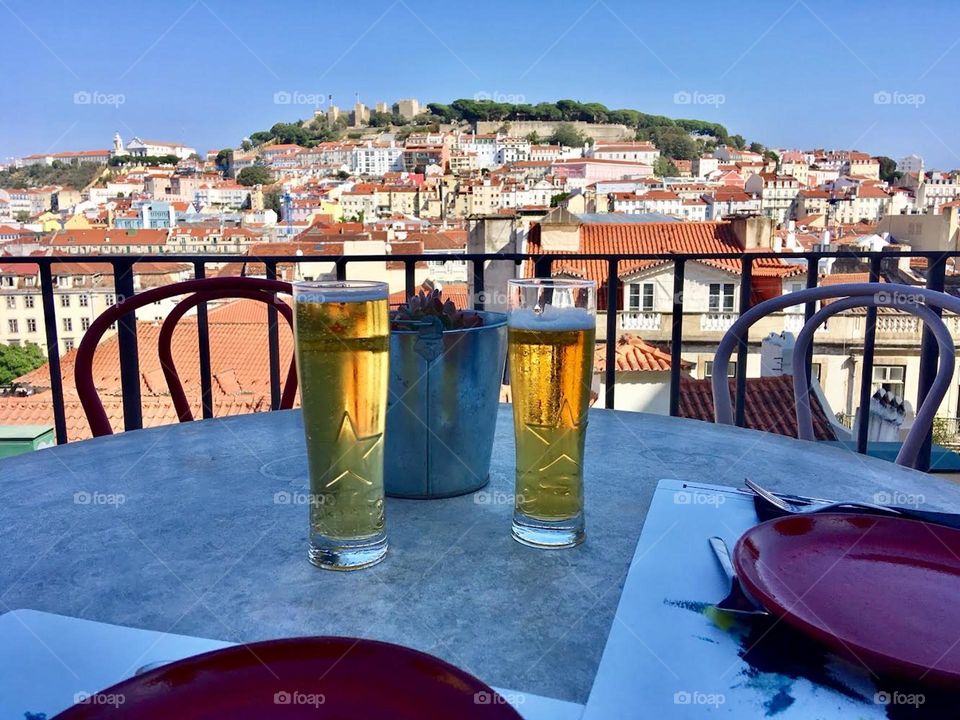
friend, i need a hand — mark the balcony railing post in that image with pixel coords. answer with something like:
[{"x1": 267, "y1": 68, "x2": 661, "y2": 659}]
[
  {"x1": 734, "y1": 258, "x2": 753, "y2": 427},
  {"x1": 856, "y1": 254, "x2": 883, "y2": 455},
  {"x1": 472, "y1": 259, "x2": 485, "y2": 311},
  {"x1": 193, "y1": 262, "x2": 213, "y2": 419},
  {"x1": 604, "y1": 259, "x2": 618, "y2": 410},
  {"x1": 38, "y1": 262, "x2": 67, "y2": 443},
  {"x1": 113, "y1": 261, "x2": 142, "y2": 431},
  {"x1": 669, "y1": 260, "x2": 686, "y2": 417},
  {"x1": 533, "y1": 256, "x2": 552, "y2": 279},
  {"x1": 916, "y1": 253, "x2": 947, "y2": 471},
  {"x1": 265, "y1": 261, "x2": 281, "y2": 411},
  {"x1": 404, "y1": 259, "x2": 416, "y2": 298},
  {"x1": 804, "y1": 258, "x2": 819, "y2": 394},
  {"x1": 335, "y1": 258, "x2": 347, "y2": 282}
]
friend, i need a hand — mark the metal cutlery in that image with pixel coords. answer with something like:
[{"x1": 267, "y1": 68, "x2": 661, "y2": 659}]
[
  {"x1": 744, "y1": 478, "x2": 902, "y2": 516},
  {"x1": 708, "y1": 536, "x2": 769, "y2": 617}
]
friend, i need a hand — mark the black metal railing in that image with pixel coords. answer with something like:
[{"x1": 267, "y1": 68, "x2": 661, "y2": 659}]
[{"x1": 0, "y1": 248, "x2": 955, "y2": 471}]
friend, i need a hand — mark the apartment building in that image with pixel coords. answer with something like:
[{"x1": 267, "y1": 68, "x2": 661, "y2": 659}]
[
  {"x1": 352, "y1": 143, "x2": 403, "y2": 176},
  {"x1": 588, "y1": 141, "x2": 659, "y2": 166},
  {"x1": 744, "y1": 173, "x2": 801, "y2": 224},
  {"x1": 610, "y1": 190, "x2": 683, "y2": 216},
  {"x1": 0, "y1": 261, "x2": 191, "y2": 356}
]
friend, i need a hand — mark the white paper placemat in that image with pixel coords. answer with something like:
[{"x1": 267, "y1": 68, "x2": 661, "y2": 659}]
[
  {"x1": 583, "y1": 479, "x2": 904, "y2": 719},
  {"x1": 0, "y1": 609, "x2": 582, "y2": 719}
]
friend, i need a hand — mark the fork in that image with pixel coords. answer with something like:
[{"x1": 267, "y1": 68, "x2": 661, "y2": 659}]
[{"x1": 744, "y1": 478, "x2": 902, "y2": 516}]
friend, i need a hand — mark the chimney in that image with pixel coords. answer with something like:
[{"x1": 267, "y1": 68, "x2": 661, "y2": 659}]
[
  {"x1": 773, "y1": 234, "x2": 783, "y2": 252},
  {"x1": 760, "y1": 331, "x2": 795, "y2": 377},
  {"x1": 730, "y1": 214, "x2": 775, "y2": 249}
]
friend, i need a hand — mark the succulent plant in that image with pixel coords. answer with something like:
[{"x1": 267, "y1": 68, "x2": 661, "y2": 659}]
[{"x1": 391, "y1": 288, "x2": 483, "y2": 331}]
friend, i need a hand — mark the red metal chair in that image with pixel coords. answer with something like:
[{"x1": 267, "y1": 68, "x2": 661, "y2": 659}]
[{"x1": 76, "y1": 277, "x2": 296, "y2": 437}]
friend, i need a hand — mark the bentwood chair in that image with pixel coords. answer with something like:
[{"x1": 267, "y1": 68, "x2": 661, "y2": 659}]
[
  {"x1": 711, "y1": 283, "x2": 959, "y2": 468},
  {"x1": 75, "y1": 276, "x2": 296, "y2": 437}
]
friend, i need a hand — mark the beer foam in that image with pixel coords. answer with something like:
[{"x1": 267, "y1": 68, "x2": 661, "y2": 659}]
[
  {"x1": 295, "y1": 283, "x2": 387, "y2": 303},
  {"x1": 508, "y1": 306, "x2": 594, "y2": 331}
]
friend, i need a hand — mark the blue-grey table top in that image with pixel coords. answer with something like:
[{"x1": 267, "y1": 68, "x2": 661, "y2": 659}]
[{"x1": 1, "y1": 406, "x2": 956, "y2": 703}]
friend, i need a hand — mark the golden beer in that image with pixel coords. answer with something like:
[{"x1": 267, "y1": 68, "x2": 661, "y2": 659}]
[
  {"x1": 507, "y1": 294, "x2": 596, "y2": 548},
  {"x1": 293, "y1": 282, "x2": 389, "y2": 570}
]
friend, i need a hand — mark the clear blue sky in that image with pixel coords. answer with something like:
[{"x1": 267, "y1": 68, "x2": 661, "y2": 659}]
[{"x1": 2, "y1": 0, "x2": 958, "y2": 167}]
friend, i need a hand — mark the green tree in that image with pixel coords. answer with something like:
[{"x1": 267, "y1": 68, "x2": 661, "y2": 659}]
[
  {"x1": 369, "y1": 111, "x2": 393, "y2": 127},
  {"x1": 876, "y1": 156, "x2": 902, "y2": 184},
  {"x1": 654, "y1": 157, "x2": 680, "y2": 177},
  {"x1": 749, "y1": 141, "x2": 765, "y2": 154},
  {"x1": 729, "y1": 134, "x2": 746, "y2": 150},
  {"x1": 336, "y1": 170, "x2": 350, "y2": 180},
  {"x1": 263, "y1": 190, "x2": 282, "y2": 214},
  {"x1": 215, "y1": 149, "x2": 231, "y2": 171},
  {"x1": 549, "y1": 123, "x2": 585, "y2": 147},
  {"x1": 526, "y1": 131, "x2": 542, "y2": 144},
  {"x1": 0, "y1": 343, "x2": 46, "y2": 385},
  {"x1": 763, "y1": 150, "x2": 780, "y2": 167},
  {"x1": 426, "y1": 103, "x2": 456, "y2": 122},
  {"x1": 13, "y1": 211, "x2": 30, "y2": 223},
  {"x1": 236, "y1": 166, "x2": 273, "y2": 186},
  {"x1": 649, "y1": 126, "x2": 698, "y2": 161},
  {"x1": 550, "y1": 192, "x2": 571, "y2": 207}
]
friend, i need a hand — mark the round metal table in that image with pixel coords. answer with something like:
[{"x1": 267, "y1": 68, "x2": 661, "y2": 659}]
[{"x1": 1, "y1": 406, "x2": 956, "y2": 703}]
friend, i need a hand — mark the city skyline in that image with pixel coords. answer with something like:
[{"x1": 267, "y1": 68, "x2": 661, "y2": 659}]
[{"x1": 1, "y1": 0, "x2": 959, "y2": 166}]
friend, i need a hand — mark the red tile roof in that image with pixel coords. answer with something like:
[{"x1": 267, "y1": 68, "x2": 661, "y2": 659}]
[
  {"x1": 5, "y1": 299, "x2": 295, "y2": 440},
  {"x1": 678, "y1": 375, "x2": 837, "y2": 441},
  {"x1": 527, "y1": 221, "x2": 802, "y2": 285},
  {"x1": 594, "y1": 334, "x2": 691, "y2": 373}
]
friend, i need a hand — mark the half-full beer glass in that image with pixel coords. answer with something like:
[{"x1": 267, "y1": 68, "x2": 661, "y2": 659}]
[
  {"x1": 507, "y1": 278, "x2": 596, "y2": 548},
  {"x1": 293, "y1": 281, "x2": 390, "y2": 570}
]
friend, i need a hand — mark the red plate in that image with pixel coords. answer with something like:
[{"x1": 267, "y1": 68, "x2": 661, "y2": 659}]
[
  {"x1": 734, "y1": 513, "x2": 960, "y2": 686},
  {"x1": 53, "y1": 637, "x2": 524, "y2": 719}
]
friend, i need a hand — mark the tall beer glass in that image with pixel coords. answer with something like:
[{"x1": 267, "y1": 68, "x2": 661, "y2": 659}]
[
  {"x1": 507, "y1": 278, "x2": 596, "y2": 548},
  {"x1": 293, "y1": 281, "x2": 390, "y2": 570}
]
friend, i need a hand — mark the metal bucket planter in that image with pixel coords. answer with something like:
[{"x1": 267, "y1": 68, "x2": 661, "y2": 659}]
[{"x1": 385, "y1": 311, "x2": 507, "y2": 498}]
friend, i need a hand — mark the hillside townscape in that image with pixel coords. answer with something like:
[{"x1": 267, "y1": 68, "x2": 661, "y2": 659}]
[{"x1": 0, "y1": 95, "x2": 956, "y2": 442}]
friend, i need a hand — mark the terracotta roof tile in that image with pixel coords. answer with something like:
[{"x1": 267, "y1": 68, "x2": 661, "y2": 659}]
[
  {"x1": 8, "y1": 299, "x2": 295, "y2": 440},
  {"x1": 678, "y1": 375, "x2": 836, "y2": 441},
  {"x1": 527, "y1": 221, "x2": 802, "y2": 285},
  {"x1": 594, "y1": 334, "x2": 691, "y2": 373}
]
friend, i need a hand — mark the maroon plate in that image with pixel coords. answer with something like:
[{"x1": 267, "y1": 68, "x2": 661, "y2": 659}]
[
  {"x1": 53, "y1": 636, "x2": 524, "y2": 719},
  {"x1": 734, "y1": 513, "x2": 960, "y2": 686}
]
